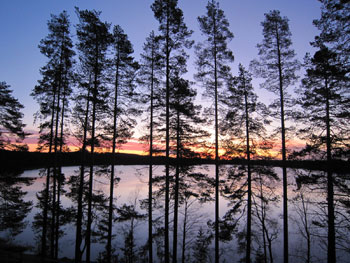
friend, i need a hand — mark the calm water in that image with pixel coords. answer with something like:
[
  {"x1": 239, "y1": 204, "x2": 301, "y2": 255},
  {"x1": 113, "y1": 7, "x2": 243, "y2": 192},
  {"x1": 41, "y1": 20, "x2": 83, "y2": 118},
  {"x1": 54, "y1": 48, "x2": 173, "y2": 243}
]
[{"x1": 2, "y1": 165, "x2": 350, "y2": 262}]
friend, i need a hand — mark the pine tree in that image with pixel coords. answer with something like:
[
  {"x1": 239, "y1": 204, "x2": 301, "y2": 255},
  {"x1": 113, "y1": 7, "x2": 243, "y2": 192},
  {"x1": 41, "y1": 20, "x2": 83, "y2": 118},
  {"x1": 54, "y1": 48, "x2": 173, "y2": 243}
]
[
  {"x1": 295, "y1": 46, "x2": 349, "y2": 263},
  {"x1": 31, "y1": 11, "x2": 74, "y2": 258},
  {"x1": 222, "y1": 64, "x2": 268, "y2": 263},
  {"x1": 0, "y1": 81, "x2": 26, "y2": 150},
  {"x1": 250, "y1": 10, "x2": 300, "y2": 263},
  {"x1": 75, "y1": 8, "x2": 111, "y2": 262},
  {"x1": 313, "y1": 0, "x2": 350, "y2": 70},
  {"x1": 151, "y1": 1, "x2": 193, "y2": 261},
  {"x1": 169, "y1": 74, "x2": 209, "y2": 261},
  {"x1": 105, "y1": 24, "x2": 139, "y2": 263},
  {"x1": 139, "y1": 30, "x2": 163, "y2": 263},
  {"x1": 195, "y1": 1, "x2": 234, "y2": 261}
]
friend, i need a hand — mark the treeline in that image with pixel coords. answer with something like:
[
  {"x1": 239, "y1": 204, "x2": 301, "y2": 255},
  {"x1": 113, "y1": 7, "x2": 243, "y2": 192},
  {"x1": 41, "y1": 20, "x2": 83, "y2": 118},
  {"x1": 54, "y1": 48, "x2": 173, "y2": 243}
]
[{"x1": 0, "y1": 0, "x2": 349, "y2": 263}]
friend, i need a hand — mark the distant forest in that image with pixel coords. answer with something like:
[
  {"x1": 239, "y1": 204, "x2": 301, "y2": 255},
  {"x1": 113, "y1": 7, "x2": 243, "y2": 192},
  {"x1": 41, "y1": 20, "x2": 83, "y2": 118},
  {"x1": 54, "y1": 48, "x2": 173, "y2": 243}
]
[{"x1": 0, "y1": 1, "x2": 349, "y2": 263}]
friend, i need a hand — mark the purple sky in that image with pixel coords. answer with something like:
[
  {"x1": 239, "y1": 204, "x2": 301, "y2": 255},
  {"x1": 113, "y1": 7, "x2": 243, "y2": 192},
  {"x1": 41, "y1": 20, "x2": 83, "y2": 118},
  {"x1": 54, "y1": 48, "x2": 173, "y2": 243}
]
[{"x1": 0, "y1": 0, "x2": 321, "y2": 135}]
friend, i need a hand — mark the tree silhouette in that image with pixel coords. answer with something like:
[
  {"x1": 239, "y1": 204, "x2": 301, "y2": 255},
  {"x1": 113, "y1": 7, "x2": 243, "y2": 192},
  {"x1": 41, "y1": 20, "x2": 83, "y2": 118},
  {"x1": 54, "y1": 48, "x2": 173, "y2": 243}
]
[
  {"x1": 151, "y1": 1, "x2": 193, "y2": 261},
  {"x1": 0, "y1": 170, "x2": 32, "y2": 239},
  {"x1": 75, "y1": 8, "x2": 111, "y2": 262},
  {"x1": 295, "y1": 46, "x2": 349, "y2": 263},
  {"x1": 250, "y1": 10, "x2": 300, "y2": 263},
  {"x1": 195, "y1": 1, "x2": 234, "y2": 261},
  {"x1": 314, "y1": 0, "x2": 350, "y2": 71},
  {"x1": 31, "y1": 10, "x2": 74, "y2": 258},
  {"x1": 105, "y1": 24, "x2": 139, "y2": 263},
  {"x1": 0, "y1": 82, "x2": 26, "y2": 151},
  {"x1": 139, "y1": 30, "x2": 163, "y2": 263},
  {"x1": 168, "y1": 74, "x2": 209, "y2": 261},
  {"x1": 221, "y1": 64, "x2": 269, "y2": 263}
]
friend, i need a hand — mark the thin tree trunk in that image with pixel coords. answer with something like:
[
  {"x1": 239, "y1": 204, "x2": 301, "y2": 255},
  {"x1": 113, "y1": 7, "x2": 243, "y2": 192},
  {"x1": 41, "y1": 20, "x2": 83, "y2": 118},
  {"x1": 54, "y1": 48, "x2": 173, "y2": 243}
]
[
  {"x1": 181, "y1": 199, "x2": 188, "y2": 263},
  {"x1": 148, "y1": 50, "x2": 155, "y2": 263},
  {"x1": 51, "y1": 76, "x2": 62, "y2": 259},
  {"x1": 173, "y1": 108, "x2": 181, "y2": 263},
  {"x1": 244, "y1": 84, "x2": 252, "y2": 263},
  {"x1": 275, "y1": 23, "x2": 288, "y2": 263},
  {"x1": 165, "y1": 2, "x2": 170, "y2": 262},
  {"x1": 107, "y1": 58, "x2": 120, "y2": 263},
  {"x1": 41, "y1": 85, "x2": 57, "y2": 259},
  {"x1": 212, "y1": 3, "x2": 220, "y2": 262},
  {"x1": 300, "y1": 193, "x2": 311, "y2": 263},
  {"x1": 75, "y1": 85, "x2": 90, "y2": 263},
  {"x1": 86, "y1": 85, "x2": 97, "y2": 263},
  {"x1": 55, "y1": 77, "x2": 67, "y2": 259},
  {"x1": 325, "y1": 78, "x2": 335, "y2": 263}
]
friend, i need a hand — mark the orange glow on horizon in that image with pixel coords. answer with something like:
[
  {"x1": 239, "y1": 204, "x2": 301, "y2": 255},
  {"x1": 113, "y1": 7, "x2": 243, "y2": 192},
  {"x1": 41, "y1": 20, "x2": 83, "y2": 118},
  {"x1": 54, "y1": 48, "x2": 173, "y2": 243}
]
[{"x1": 21, "y1": 136, "x2": 307, "y2": 160}]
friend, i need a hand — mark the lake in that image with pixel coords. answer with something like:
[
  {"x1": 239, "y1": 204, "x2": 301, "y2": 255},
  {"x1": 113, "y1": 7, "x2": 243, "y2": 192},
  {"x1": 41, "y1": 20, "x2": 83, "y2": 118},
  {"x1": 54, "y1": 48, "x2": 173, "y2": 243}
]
[{"x1": 1, "y1": 165, "x2": 349, "y2": 262}]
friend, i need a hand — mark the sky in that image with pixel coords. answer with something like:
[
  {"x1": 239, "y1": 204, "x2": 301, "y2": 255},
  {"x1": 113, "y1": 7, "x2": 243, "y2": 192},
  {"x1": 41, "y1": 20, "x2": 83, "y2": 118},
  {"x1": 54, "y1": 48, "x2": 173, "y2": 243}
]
[{"x1": 0, "y1": 0, "x2": 322, "y2": 152}]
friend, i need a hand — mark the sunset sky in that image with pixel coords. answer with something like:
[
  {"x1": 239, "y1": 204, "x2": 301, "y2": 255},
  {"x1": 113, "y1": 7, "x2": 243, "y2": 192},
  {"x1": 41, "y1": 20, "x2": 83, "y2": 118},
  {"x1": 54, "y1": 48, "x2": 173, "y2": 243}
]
[{"x1": 0, "y1": 0, "x2": 322, "y2": 153}]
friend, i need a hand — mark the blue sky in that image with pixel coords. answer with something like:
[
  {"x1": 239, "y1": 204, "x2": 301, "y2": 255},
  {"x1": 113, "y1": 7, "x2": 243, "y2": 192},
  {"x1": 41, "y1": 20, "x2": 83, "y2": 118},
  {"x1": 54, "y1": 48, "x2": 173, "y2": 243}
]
[{"x1": 0, "y1": 0, "x2": 321, "y2": 134}]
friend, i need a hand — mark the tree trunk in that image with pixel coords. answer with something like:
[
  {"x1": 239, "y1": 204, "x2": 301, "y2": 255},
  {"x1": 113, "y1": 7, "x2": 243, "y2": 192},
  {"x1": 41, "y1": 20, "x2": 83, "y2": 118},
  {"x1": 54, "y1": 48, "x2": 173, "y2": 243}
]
[
  {"x1": 213, "y1": 5, "x2": 220, "y2": 262},
  {"x1": 149, "y1": 51, "x2": 155, "y2": 263},
  {"x1": 41, "y1": 84, "x2": 57, "y2": 258},
  {"x1": 75, "y1": 86, "x2": 90, "y2": 263},
  {"x1": 325, "y1": 78, "x2": 335, "y2": 263},
  {"x1": 275, "y1": 23, "x2": 288, "y2": 263},
  {"x1": 181, "y1": 199, "x2": 188, "y2": 263},
  {"x1": 173, "y1": 108, "x2": 181, "y2": 263},
  {"x1": 244, "y1": 85, "x2": 252, "y2": 263},
  {"x1": 165, "y1": 3, "x2": 170, "y2": 262},
  {"x1": 107, "y1": 58, "x2": 120, "y2": 263}
]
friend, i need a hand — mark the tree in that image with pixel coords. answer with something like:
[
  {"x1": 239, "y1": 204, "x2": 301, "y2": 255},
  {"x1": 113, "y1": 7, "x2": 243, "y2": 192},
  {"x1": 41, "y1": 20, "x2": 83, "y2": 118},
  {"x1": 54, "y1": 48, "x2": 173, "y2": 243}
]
[
  {"x1": 192, "y1": 227, "x2": 212, "y2": 263},
  {"x1": 151, "y1": 1, "x2": 193, "y2": 261},
  {"x1": 294, "y1": 46, "x2": 349, "y2": 263},
  {"x1": 0, "y1": 170, "x2": 32, "y2": 239},
  {"x1": 139, "y1": 30, "x2": 163, "y2": 263},
  {"x1": 105, "y1": 24, "x2": 139, "y2": 263},
  {"x1": 313, "y1": 0, "x2": 350, "y2": 71},
  {"x1": 250, "y1": 10, "x2": 300, "y2": 263},
  {"x1": 221, "y1": 64, "x2": 268, "y2": 263},
  {"x1": 75, "y1": 8, "x2": 111, "y2": 262},
  {"x1": 0, "y1": 81, "x2": 26, "y2": 150},
  {"x1": 31, "y1": 11, "x2": 74, "y2": 259},
  {"x1": 195, "y1": 1, "x2": 234, "y2": 261},
  {"x1": 169, "y1": 75, "x2": 209, "y2": 262}
]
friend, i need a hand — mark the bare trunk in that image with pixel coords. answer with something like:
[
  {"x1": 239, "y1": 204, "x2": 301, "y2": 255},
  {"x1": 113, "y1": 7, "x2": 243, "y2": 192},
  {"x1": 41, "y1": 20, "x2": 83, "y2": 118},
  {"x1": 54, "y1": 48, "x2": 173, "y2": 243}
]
[
  {"x1": 212, "y1": 4, "x2": 220, "y2": 262},
  {"x1": 172, "y1": 108, "x2": 181, "y2": 263},
  {"x1": 275, "y1": 23, "x2": 288, "y2": 263},
  {"x1": 75, "y1": 85, "x2": 90, "y2": 263},
  {"x1": 41, "y1": 84, "x2": 57, "y2": 259},
  {"x1": 244, "y1": 84, "x2": 252, "y2": 263},
  {"x1": 148, "y1": 48, "x2": 155, "y2": 263},
  {"x1": 165, "y1": 3, "x2": 170, "y2": 262},
  {"x1": 325, "y1": 78, "x2": 335, "y2": 263},
  {"x1": 181, "y1": 199, "x2": 188, "y2": 263}
]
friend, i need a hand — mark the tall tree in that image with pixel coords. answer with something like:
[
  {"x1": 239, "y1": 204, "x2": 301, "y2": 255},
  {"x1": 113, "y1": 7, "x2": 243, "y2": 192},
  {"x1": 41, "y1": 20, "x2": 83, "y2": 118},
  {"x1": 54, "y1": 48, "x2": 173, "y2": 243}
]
[
  {"x1": 139, "y1": 30, "x2": 163, "y2": 263},
  {"x1": 0, "y1": 81, "x2": 26, "y2": 150},
  {"x1": 195, "y1": 1, "x2": 234, "y2": 261},
  {"x1": 169, "y1": 75, "x2": 209, "y2": 262},
  {"x1": 222, "y1": 64, "x2": 268, "y2": 263},
  {"x1": 31, "y1": 11, "x2": 74, "y2": 259},
  {"x1": 105, "y1": 24, "x2": 139, "y2": 263},
  {"x1": 250, "y1": 10, "x2": 300, "y2": 263},
  {"x1": 75, "y1": 8, "x2": 111, "y2": 262},
  {"x1": 72, "y1": 72, "x2": 92, "y2": 263},
  {"x1": 151, "y1": 1, "x2": 193, "y2": 261},
  {"x1": 314, "y1": 0, "x2": 350, "y2": 71},
  {"x1": 295, "y1": 46, "x2": 349, "y2": 263}
]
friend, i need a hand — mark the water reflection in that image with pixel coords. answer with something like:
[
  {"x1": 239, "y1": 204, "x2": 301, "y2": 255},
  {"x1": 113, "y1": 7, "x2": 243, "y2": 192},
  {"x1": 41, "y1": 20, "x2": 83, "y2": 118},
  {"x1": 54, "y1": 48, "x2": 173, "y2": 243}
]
[{"x1": 1, "y1": 165, "x2": 349, "y2": 263}]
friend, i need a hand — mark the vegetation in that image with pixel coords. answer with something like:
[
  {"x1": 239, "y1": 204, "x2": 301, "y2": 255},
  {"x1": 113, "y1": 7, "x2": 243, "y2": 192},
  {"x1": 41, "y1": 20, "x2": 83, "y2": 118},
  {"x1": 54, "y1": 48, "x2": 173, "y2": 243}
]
[{"x1": 1, "y1": 1, "x2": 350, "y2": 263}]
